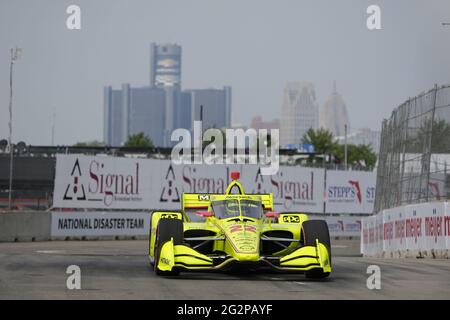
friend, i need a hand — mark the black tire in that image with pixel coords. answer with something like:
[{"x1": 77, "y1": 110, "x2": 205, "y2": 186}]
[
  {"x1": 302, "y1": 220, "x2": 331, "y2": 279},
  {"x1": 154, "y1": 218, "x2": 183, "y2": 276},
  {"x1": 149, "y1": 212, "x2": 155, "y2": 266},
  {"x1": 149, "y1": 211, "x2": 182, "y2": 265}
]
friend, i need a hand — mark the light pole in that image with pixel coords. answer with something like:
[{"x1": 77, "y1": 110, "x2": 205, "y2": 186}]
[
  {"x1": 8, "y1": 47, "x2": 22, "y2": 210},
  {"x1": 51, "y1": 110, "x2": 56, "y2": 146},
  {"x1": 344, "y1": 124, "x2": 348, "y2": 170}
]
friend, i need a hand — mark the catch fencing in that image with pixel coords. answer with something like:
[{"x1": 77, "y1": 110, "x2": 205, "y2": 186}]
[{"x1": 375, "y1": 84, "x2": 450, "y2": 212}]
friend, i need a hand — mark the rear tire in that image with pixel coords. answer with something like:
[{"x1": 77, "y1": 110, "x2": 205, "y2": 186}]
[
  {"x1": 302, "y1": 220, "x2": 331, "y2": 279},
  {"x1": 154, "y1": 218, "x2": 183, "y2": 276}
]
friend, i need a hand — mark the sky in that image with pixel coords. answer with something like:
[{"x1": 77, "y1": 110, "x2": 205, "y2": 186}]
[{"x1": 0, "y1": 0, "x2": 449, "y2": 145}]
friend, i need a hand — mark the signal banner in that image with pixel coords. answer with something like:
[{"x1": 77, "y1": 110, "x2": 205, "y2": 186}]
[
  {"x1": 240, "y1": 166, "x2": 325, "y2": 213},
  {"x1": 53, "y1": 154, "x2": 327, "y2": 212},
  {"x1": 325, "y1": 170, "x2": 376, "y2": 214},
  {"x1": 51, "y1": 211, "x2": 150, "y2": 237},
  {"x1": 53, "y1": 154, "x2": 149, "y2": 209}
]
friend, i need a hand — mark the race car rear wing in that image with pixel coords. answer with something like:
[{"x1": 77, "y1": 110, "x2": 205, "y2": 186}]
[{"x1": 182, "y1": 193, "x2": 274, "y2": 212}]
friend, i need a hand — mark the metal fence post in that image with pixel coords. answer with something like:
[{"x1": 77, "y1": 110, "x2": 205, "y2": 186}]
[{"x1": 425, "y1": 84, "x2": 438, "y2": 201}]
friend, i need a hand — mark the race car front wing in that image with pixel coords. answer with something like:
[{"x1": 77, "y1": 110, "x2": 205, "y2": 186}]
[{"x1": 155, "y1": 238, "x2": 331, "y2": 273}]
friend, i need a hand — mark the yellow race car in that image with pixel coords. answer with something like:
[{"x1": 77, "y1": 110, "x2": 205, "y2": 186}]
[{"x1": 148, "y1": 172, "x2": 331, "y2": 278}]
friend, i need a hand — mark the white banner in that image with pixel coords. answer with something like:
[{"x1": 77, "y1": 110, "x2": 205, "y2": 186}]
[
  {"x1": 318, "y1": 216, "x2": 362, "y2": 237},
  {"x1": 325, "y1": 170, "x2": 376, "y2": 214},
  {"x1": 51, "y1": 211, "x2": 150, "y2": 237},
  {"x1": 241, "y1": 166, "x2": 325, "y2": 212},
  {"x1": 361, "y1": 201, "x2": 450, "y2": 256},
  {"x1": 417, "y1": 202, "x2": 447, "y2": 250},
  {"x1": 382, "y1": 207, "x2": 406, "y2": 252},
  {"x1": 53, "y1": 155, "x2": 326, "y2": 212},
  {"x1": 361, "y1": 215, "x2": 374, "y2": 256},
  {"x1": 53, "y1": 154, "x2": 151, "y2": 209}
]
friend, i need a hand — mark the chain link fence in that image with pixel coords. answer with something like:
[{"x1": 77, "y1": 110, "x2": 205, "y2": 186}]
[{"x1": 374, "y1": 84, "x2": 450, "y2": 212}]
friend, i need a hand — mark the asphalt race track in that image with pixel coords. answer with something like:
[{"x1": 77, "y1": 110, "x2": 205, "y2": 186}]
[{"x1": 0, "y1": 240, "x2": 449, "y2": 299}]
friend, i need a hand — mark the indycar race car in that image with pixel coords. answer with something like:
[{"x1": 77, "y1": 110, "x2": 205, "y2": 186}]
[{"x1": 148, "y1": 172, "x2": 331, "y2": 278}]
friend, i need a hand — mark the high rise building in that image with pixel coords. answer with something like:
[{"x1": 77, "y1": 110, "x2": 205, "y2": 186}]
[
  {"x1": 280, "y1": 81, "x2": 319, "y2": 147},
  {"x1": 104, "y1": 84, "x2": 166, "y2": 147},
  {"x1": 104, "y1": 43, "x2": 232, "y2": 147},
  {"x1": 188, "y1": 87, "x2": 232, "y2": 131},
  {"x1": 150, "y1": 43, "x2": 182, "y2": 89},
  {"x1": 150, "y1": 43, "x2": 183, "y2": 144},
  {"x1": 103, "y1": 86, "x2": 125, "y2": 147},
  {"x1": 127, "y1": 85, "x2": 166, "y2": 147},
  {"x1": 320, "y1": 82, "x2": 350, "y2": 137}
]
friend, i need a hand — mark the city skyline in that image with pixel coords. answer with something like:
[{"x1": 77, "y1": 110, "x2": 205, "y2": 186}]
[
  {"x1": 104, "y1": 43, "x2": 231, "y2": 147},
  {"x1": 1, "y1": 1, "x2": 450, "y2": 145}
]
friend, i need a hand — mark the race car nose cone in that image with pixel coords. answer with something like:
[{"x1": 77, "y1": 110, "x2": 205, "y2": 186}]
[{"x1": 234, "y1": 252, "x2": 260, "y2": 262}]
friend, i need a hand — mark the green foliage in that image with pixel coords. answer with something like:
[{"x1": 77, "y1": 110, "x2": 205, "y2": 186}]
[
  {"x1": 406, "y1": 119, "x2": 450, "y2": 153},
  {"x1": 301, "y1": 128, "x2": 377, "y2": 169},
  {"x1": 124, "y1": 132, "x2": 154, "y2": 148},
  {"x1": 332, "y1": 143, "x2": 377, "y2": 168},
  {"x1": 74, "y1": 140, "x2": 104, "y2": 147},
  {"x1": 431, "y1": 119, "x2": 450, "y2": 152},
  {"x1": 301, "y1": 128, "x2": 335, "y2": 154}
]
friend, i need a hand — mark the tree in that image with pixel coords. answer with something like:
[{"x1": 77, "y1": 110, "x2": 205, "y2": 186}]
[
  {"x1": 333, "y1": 143, "x2": 377, "y2": 169},
  {"x1": 300, "y1": 128, "x2": 377, "y2": 169},
  {"x1": 430, "y1": 119, "x2": 450, "y2": 152},
  {"x1": 124, "y1": 132, "x2": 154, "y2": 148},
  {"x1": 415, "y1": 119, "x2": 450, "y2": 153},
  {"x1": 74, "y1": 140, "x2": 104, "y2": 147},
  {"x1": 301, "y1": 128, "x2": 335, "y2": 154}
]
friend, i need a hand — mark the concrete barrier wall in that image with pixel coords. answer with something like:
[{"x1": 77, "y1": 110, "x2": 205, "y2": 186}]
[
  {"x1": 0, "y1": 211, "x2": 148, "y2": 242},
  {"x1": 0, "y1": 211, "x2": 51, "y2": 242},
  {"x1": 0, "y1": 211, "x2": 362, "y2": 243},
  {"x1": 361, "y1": 201, "x2": 450, "y2": 258}
]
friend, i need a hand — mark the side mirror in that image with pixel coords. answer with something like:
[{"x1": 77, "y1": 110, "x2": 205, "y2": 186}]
[
  {"x1": 196, "y1": 211, "x2": 214, "y2": 218},
  {"x1": 265, "y1": 212, "x2": 279, "y2": 218}
]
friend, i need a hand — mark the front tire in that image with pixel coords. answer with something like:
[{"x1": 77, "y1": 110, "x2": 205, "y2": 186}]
[
  {"x1": 302, "y1": 220, "x2": 331, "y2": 279},
  {"x1": 154, "y1": 218, "x2": 183, "y2": 276}
]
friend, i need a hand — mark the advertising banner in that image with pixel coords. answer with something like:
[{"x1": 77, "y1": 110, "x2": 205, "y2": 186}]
[
  {"x1": 320, "y1": 216, "x2": 362, "y2": 237},
  {"x1": 361, "y1": 201, "x2": 450, "y2": 256},
  {"x1": 361, "y1": 215, "x2": 377, "y2": 256},
  {"x1": 416, "y1": 202, "x2": 447, "y2": 250},
  {"x1": 325, "y1": 170, "x2": 376, "y2": 214},
  {"x1": 446, "y1": 202, "x2": 450, "y2": 249},
  {"x1": 382, "y1": 207, "x2": 406, "y2": 252},
  {"x1": 51, "y1": 211, "x2": 150, "y2": 237},
  {"x1": 53, "y1": 155, "x2": 326, "y2": 212},
  {"x1": 53, "y1": 154, "x2": 150, "y2": 209},
  {"x1": 240, "y1": 166, "x2": 325, "y2": 212}
]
